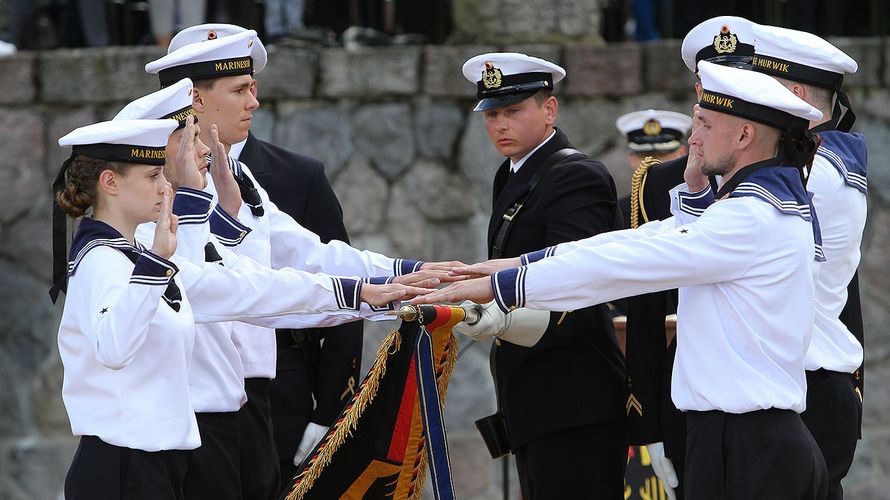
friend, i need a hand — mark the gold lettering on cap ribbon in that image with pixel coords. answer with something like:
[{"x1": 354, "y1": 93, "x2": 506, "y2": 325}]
[
  {"x1": 130, "y1": 148, "x2": 167, "y2": 160},
  {"x1": 213, "y1": 59, "x2": 252, "y2": 72},
  {"x1": 713, "y1": 25, "x2": 739, "y2": 54},
  {"x1": 482, "y1": 62, "x2": 503, "y2": 89},
  {"x1": 752, "y1": 56, "x2": 790, "y2": 73},
  {"x1": 701, "y1": 92, "x2": 734, "y2": 109}
]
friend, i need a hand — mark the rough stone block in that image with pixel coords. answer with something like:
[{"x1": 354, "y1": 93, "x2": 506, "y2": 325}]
[
  {"x1": 503, "y1": 44, "x2": 563, "y2": 68},
  {"x1": 274, "y1": 102, "x2": 353, "y2": 179},
  {"x1": 854, "y1": 118, "x2": 890, "y2": 203},
  {"x1": 446, "y1": 432, "x2": 499, "y2": 497},
  {"x1": 557, "y1": 98, "x2": 623, "y2": 158},
  {"x1": 250, "y1": 108, "x2": 276, "y2": 143},
  {"x1": 644, "y1": 40, "x2": 696, "y2": 93},
  {"x1": 827, "y1": 37, "x2": 882, "y2": 88},
  {"x1": 0, "y1": 53, "x2": 36, "y2": 104},
  {"x1": 319, "y1": 46, "x2": 420, "y2": 98},
  {"x1": 0, "y1": 203, "x2": 53, "y2": 281},
  {"x1": 399, "y1": 160, "x2": 477, "y2": 221},
  {"x1": 414, "y1": 100, "x2": 466, "y2": 161},
  {"x1": 46, "y1": 108, "x2": 97, "y2": 180},
  {"x1": 421, "y1": 214, "x2": 489, "y2": 264},
  {"x1": 39, "y1": 46, "x2": 163, "y2": 104},
  {"x1": 2, "y1": 439, "x2": 77, "y2": 500},
  {"x1": 258, "y1": 45, "x2": 317, "y2": 99},
  {"x1": 0, "y1": 110, "x2": 45, "y2": 224},
  {"x1": 422, "y1": 44, "x2": 496, "y2": 98},
  {"x1": 30, "y1": 354, "x2": 70, "y2": 437},
  {"x1": 352, "y1": 103, "x2": 416, "y2": 179},
  {"x1": 563, "y1": 43, "x2": 642, "y2": 97},
  {"x1": 332, "y1": 157, "x2": 389, "y2": 235},
  {"x1": 456, "y1": 114, "x2": 505, "y2": 211},
  {"x1": 106, "y1": 46, "x2": 167, "y2": 102},
  {"x1": 386, "y1": 182, "x2": 427, "y2": 258},
  {"x1": 453, "y1": 0, "x2": 601, "y2": 44}
]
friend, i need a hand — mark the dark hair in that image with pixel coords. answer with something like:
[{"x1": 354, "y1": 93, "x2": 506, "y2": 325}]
[
  {"x1": 532, "y1": 89, "x2": 554, "y2": 105},
  {"x1": 192, "y1": 77, "x2": 219, "y2": 91},
  {"x1": 55, "y1": 156, "x2": 131, "y2": 218}
]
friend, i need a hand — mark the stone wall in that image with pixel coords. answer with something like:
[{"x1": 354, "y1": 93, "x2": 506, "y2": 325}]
[{"x1": 0, "y1": 39, "x2": 889, "y2": 499}]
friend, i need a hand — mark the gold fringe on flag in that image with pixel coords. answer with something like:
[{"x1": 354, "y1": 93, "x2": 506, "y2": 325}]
[{"x1": 285, "y1": 329, "x2": 403, "y2": 500}]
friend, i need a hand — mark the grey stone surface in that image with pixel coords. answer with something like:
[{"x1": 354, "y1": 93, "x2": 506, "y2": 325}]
[
  {"x1": 854, "y1": 119, "x2": 890, "y2": 203},
  {"x1": 456, "y1": 114, "x2": 504, "y2": 210},
  {"x1": 46, "y1": 108, "x2": 97, "y2": 178},
  {"x1": 258, "y1": 45, "x2": 318, "y2": 99},
  {"x1": 31, "y1": 354, "x2": 69, "y2": 437},
  {"x1": 563, "y1": 43, "x2": 642, "y2": 96},
  {"x1": 352, "y1": 103, "x2": 416, "y2": 179},
  {"x1": 385, "y1": 182, "x2": 428, "y2": 258},
  {"x1": 414, "y1": 100, "x2": 466, "y2": 161},
  {"x1": 828, "y1": 37, "x2": 882, "y2": 88},
  {"x1": 859, "y1": 88, "x2": 890, "y2": 122},
  {"x1": 0, "y1": 53, "x2": 35, "y2": 104},
  {"x1": 444, "y1": 339, "x2": 497, "y2": 430},
  {"x1": 446, "y1": 432, "x2": 498, "y2": 497},
  {"x1": 453, "y1": 0, "x2": 600, "y2": 44},
  {"x1": 105, "y1": 46, "x2": 167, "y2": 102},
  {"x1": 643, "y1": 40, "x2": 696, "y2": 94},
  {"x1": 399, "y1": 160, "x2": 477, "y2": 221},
  {"x1": 39, "y1": 48, "x2": 112, "y2": 104},
  {"x1": 556, "y1": 98, "x2": 623, "y2": 157},
  {"x1": 422, "y1": 45, "x2": 496, "y2": 98},
  {"x1": 274, "y1": 102, "x2": 353, "y2": 179},
  {"x1": 599, "y1": 144, "x2": 635, "y2": 198},
  {"x1": 2, "y1": 439, "x2": 76, "y2": 500},
  {"x1": 502, "y1": 44, "x2": 563, "y2": 67},
  {"x1": 0, "y1": 110, "x2": 45, "y2": 224},
  {"x1": 422, "y1": 216, "x2": 489, "y2": 264},
  {"x1": 0, "y1": 202, "x2": 53, "y2": 281},
  {"x1": 319, "y1": 46, "x2": 420, "y2": 98},
  {"x1": 332, "y1": 157, "x2": 389, "y2": 235}
]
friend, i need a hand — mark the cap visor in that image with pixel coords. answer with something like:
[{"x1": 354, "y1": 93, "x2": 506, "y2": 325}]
[{"x1": 473, "y1": 91, "x2": 537, "y2": 112}]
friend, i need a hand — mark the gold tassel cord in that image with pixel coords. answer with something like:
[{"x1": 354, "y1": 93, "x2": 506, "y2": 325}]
[
  {"x1": 285, "y1": 329, "x2": 403, "y2": 500},
  {"x1": 629, "y1": 156, "x2": 662, "y2": 229}
]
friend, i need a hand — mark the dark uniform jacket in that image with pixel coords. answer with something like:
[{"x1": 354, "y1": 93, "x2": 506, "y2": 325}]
[
  {"x1": 240, "y1": 133, "x2": 363, "y2": 460},
  {"x1": 488, "y1": 128, "x2": 626, "y2": 449},
  {"x1": 622, "y1": 155, "x2": 686, "y2": 461}
]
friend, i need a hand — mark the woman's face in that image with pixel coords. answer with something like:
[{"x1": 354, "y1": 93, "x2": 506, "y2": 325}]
[{"x1": 114, "y1": 165, "x2": 170, "y2": 224}]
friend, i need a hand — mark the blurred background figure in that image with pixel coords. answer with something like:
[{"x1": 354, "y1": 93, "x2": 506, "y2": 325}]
[{"x1": 150, "y1": 0, "x2": 207, "y2": 47}]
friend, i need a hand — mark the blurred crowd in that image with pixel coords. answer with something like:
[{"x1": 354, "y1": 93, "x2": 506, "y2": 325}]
[{"x1": 0, "y1": 0, "x2": 885, "y2": 52}]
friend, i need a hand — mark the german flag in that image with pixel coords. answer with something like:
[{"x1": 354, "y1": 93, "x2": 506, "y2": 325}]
[{"x1": 282, "y1": 305, "x2": 464, "y2": 500}]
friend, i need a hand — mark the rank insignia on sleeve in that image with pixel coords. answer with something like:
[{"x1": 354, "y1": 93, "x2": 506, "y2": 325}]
[
  {"x1": 482, "y1": 62, "x2": 503, "y2": 89},
  {"x1": 713, "y1": 25, "x2": 739, "y2": 54}
]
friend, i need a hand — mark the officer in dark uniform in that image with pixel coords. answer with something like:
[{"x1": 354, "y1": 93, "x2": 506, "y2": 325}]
[
  {"x1": 237, "y1": 133, "x2": 364, "y2": 492},
  {"x1": 461, "y1": 52, "x2": 626, "y2": 499}
]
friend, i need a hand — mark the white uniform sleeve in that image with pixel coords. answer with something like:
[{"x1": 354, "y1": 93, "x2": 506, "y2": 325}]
[
  {"x1": 235, "y1": 163, "x2": 421, "y2": 277},
  {"x1": 71, "y1": 247, "x2": 179, "y2": 369},
  {"x1": 491, "y1": 199, "x2": 763, "y2": 312}
]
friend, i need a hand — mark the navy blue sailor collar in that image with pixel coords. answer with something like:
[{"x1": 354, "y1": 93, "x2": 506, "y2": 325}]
[
  {"x1": 67, "y1": 218, "x2": 144, "y2": 277},
  {"x1": 722, "y1": 160, "x2": 826, "y2": 262},
  {"x1": 814, "y1": 129, "x2": 868, "y2": 194}
]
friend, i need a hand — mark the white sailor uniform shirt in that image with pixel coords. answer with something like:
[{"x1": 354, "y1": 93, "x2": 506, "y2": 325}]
[
  {"x1": 805, "y1": 130, "x2": 867, "y2": 373},
  {"x1": 135, "y1": 188, "x2": 389, "y2": 413},
  {"x1": 205, "y1": 156, "x2": 422, "y2": 380},
  {"x1": 59, "y1": 218, "x2": 200, "y2": 452},
  {"x1": 493, "y1": 166, "x2": 818, "y2": 414}
]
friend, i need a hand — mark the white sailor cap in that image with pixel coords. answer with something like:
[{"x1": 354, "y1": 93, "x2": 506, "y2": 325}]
[
  {"x1": 113, "y1": 78, "x2": 196, "y2": 129},
  {"x1": 145, "y1": 29, "x2": 262, "y2": 87},
  {"x1": 698, "y1": 61, "x2": 822, "y2": 131},
  {"x1": 615, "y1": 110, "x2": 692, "y2": 153},
  {"x1": 167, "y1": 23, "x2": 267, "y2": 74},
  {"x1": 58, "y1": 119, "x2": 178, "y2": 166},
  {"x1": 681, "y1": 16, "x2": 756, "y2": 73},
  {"x1": 752, "y1": 24, "x2": 857, "y2": 90},
  {"x1": 462, "y1": 52, "x2": 565, "y2": 111}
]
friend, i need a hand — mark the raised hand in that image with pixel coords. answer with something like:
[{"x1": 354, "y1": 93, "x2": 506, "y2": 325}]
[
  {"x1": 209, "y1": 124, "x2": 242, "y2": 218},
  {"x1": 420, "y1": 260, "x2": 468, "y2": 273},
  {"x1": 360, "y1": 283, "x2": 434, "y2": 307},
  {"x1": 409, "y1": 277, "x2": 495, "y2": 305},
  {"x1": 449, "y1": 257, "x2": 522, "y2": 278},
  {"x1": 166, "y1": 116, "x2": 204, "y2": 190},
  {"x1": 152, "y1": 185, "x2": 178, "y2": 259}
]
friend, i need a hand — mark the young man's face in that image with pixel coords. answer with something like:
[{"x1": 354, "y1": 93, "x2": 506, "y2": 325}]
[
  {"x1": 482, "y1": 94, "x2": 557, "y2": 163},
  {"x1": 194, "y1": 74, "x2": 258, "y2": 146},
  {"x1": 688, "y1": 105, "x2": 737, "y2": 177}
]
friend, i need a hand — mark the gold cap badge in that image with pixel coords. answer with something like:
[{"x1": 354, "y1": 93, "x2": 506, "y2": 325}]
[
  {"x1": 713, "y1": 25, "x2": 738, "y2": 54},
  {"x1": 643, "y1": 119, "x2": 662, "y2": 136},
  {"x1": 482, "y1": 62, "x2": 503, "y2": 89}
]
